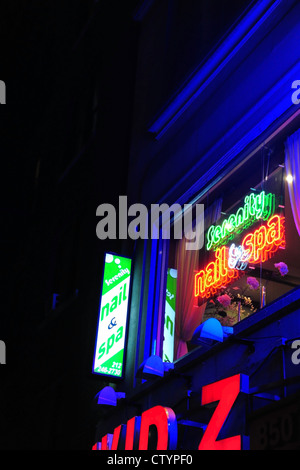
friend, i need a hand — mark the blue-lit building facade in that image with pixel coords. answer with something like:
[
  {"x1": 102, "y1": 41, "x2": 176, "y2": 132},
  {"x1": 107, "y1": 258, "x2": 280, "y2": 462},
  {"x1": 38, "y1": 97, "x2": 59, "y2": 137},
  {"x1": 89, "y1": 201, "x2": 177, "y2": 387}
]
[{"x1": 93, "y1": 0, "x2": 300, "y2": 450}]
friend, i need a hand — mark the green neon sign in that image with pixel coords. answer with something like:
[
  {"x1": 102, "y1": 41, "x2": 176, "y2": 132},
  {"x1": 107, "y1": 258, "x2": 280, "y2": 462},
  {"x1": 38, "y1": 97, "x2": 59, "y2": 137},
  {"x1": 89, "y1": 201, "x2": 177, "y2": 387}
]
[
  {"x1": 163, "y1": 268, "x2": 177, "y2": 363},
  {"x1": 93, "y1": 253, "x2": 132, "y2": 378},
  {"x1": 206, "y1": 190, "x2": 275, "y2": 251}
]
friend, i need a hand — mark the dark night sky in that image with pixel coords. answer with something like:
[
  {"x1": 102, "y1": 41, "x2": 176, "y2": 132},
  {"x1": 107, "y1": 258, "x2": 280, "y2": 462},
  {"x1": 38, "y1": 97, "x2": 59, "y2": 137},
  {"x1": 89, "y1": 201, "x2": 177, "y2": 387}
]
[
  {"x1": 0, "y1": 0, "x2": 141, "y2": 335},
  {"x1": 0, "y1": 0, "x2": 140, "y2": 203},
  {"x1": 0, "y1": 0, "x2": 141, "y2": 450}
]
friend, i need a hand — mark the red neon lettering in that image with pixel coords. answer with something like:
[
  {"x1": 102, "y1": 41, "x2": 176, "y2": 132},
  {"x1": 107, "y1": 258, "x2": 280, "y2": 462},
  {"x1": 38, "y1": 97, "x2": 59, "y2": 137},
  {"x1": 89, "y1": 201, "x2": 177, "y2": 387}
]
[
  {"x1": 139, "y1": 405, "x2": 177, "y2": 450},
  {"x1": 254, "y1": 225, "x2": 267, "y2": 262},
  {"x1": 100, "y1": 433, "x2": 111, "y2": 450},
  {"x1": 241, "y1": 215, "x2": 285, "y2": 264},
  {"x1": 111, "y1": 425, "x2": 121, "y2": 449},
  {"x1": 195, "y1": 246, "x2": 240, "y2": 298},
  {"x1": 198, "y1": 374, "x2": 249, "y2": 450},
  {"x1": 98, "y1": 426, "x2": 121, "y2": 450},
  {"x1": 125, "y1": 416, "x2": 141, "y2": 450},
  {"x1": 93, "y1": 418, "x2": 140, "y2": 450}
]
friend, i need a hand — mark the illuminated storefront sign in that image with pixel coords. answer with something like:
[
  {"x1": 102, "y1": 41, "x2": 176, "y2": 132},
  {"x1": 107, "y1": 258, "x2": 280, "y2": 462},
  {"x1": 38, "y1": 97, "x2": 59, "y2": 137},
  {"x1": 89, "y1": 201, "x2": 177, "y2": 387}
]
[
  {"x1": 228, "y1": 214, "x2": 285, "y2": 268},
  {"x1": 206, "y1": 191, "x2": 275, "y2": 251},
  {"x1": 195, "y1": 214, "x2": 285, "y2": 299},
  {"x1": 162, "y1": 268, "x2": 177, "y2": 363},
  {"x1": 198, "y1": 374, "x2": 249, "y2": 450},
  {"x1": 93, "y1": 253, "x2": 132, "y2": 378},
  {"x1": 92, "y1": 374, "x2": 249, "y2": 450}
]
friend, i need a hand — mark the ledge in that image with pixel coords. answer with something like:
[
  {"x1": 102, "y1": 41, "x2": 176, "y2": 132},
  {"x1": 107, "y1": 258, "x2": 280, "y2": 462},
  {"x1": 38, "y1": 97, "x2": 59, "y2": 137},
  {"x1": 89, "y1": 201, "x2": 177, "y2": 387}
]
[{"x1": 174, "y1": 286, "x2": 300, "y2": 372}]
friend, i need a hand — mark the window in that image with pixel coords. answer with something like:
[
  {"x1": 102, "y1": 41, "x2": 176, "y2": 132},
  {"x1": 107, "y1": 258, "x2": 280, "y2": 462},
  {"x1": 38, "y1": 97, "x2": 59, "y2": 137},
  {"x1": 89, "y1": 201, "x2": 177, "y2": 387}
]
[{"x1": 159, "y1": 136, "x2": 300, "y2": 363}]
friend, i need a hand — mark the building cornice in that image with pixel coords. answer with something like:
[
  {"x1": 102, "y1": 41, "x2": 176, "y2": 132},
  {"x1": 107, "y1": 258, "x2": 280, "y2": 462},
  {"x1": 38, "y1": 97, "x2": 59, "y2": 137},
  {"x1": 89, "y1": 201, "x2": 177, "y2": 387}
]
[{"x1": 160, "y1": 60, "x2": 300, "y2": 207}]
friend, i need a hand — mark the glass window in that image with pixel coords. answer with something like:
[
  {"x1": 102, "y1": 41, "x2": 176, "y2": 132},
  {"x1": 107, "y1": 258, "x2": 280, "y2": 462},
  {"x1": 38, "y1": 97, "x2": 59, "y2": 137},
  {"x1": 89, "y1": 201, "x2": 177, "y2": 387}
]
[{"x1": 160, "y1": 145, "x2": 300, "y2": 363}]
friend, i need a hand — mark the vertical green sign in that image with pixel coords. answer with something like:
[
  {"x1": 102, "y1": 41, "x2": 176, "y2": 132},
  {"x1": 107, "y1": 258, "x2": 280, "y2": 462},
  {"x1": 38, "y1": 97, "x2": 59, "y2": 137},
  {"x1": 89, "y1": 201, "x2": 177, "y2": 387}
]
[
  {"x1": 93, "y1": 253, "x2": 132, "y2": 378},
  {"x1": 162, "y1": 268, "x2": 177, "y2": 363}
]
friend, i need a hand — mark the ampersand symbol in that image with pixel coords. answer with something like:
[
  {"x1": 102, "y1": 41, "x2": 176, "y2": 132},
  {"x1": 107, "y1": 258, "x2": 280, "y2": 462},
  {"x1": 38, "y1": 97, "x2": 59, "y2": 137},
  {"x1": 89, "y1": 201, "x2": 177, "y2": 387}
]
[{"x1": 108, "y1": 317, "x2": 117, "y2": 329}]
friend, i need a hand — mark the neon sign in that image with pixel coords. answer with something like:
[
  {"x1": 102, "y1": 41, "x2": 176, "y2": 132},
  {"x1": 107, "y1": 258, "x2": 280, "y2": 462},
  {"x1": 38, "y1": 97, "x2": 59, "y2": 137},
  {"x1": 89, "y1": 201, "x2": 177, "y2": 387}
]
[
  {"x1": 199, "y1": 374, "x2": 249, "y2": 450},
  {"x1": 241, "y1": 214, "x2": 285, "y2": 264},
  {"x1": 93, "y1": 253, "x2": 132, "y2": 378},
  {"x1": 92, "y1": 374, "x2": 249, "y2": 451},
  {"x1": 195, "y1": 246, "x2": 240, "y2": 299},
  {"x1": 206, "y1": 191, "x2": 275, "y2": 251},
  {"x1": 228, "y1": 215, "x2": 285, "y2": 268},
  {"x1": 195, "y1": 215, "x2": 285, "y2": 299}
]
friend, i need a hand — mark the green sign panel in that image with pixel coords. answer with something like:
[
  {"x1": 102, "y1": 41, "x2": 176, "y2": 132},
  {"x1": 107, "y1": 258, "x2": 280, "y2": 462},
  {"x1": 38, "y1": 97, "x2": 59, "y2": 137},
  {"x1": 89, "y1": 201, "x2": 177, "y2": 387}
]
[
  {"x1": 93, "y1": 253, "x2": 132, "y2": 378},
  {"x1": 162, "y1": 268, "x2": 177, "y2": 363}
]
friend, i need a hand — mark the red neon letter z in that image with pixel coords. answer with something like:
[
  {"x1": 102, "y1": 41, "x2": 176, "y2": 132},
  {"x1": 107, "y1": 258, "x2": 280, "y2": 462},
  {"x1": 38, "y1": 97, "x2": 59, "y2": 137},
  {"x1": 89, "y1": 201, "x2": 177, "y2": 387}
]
[{"x1": 198, "y1": 374, "x2": 248, "y2": 450}]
